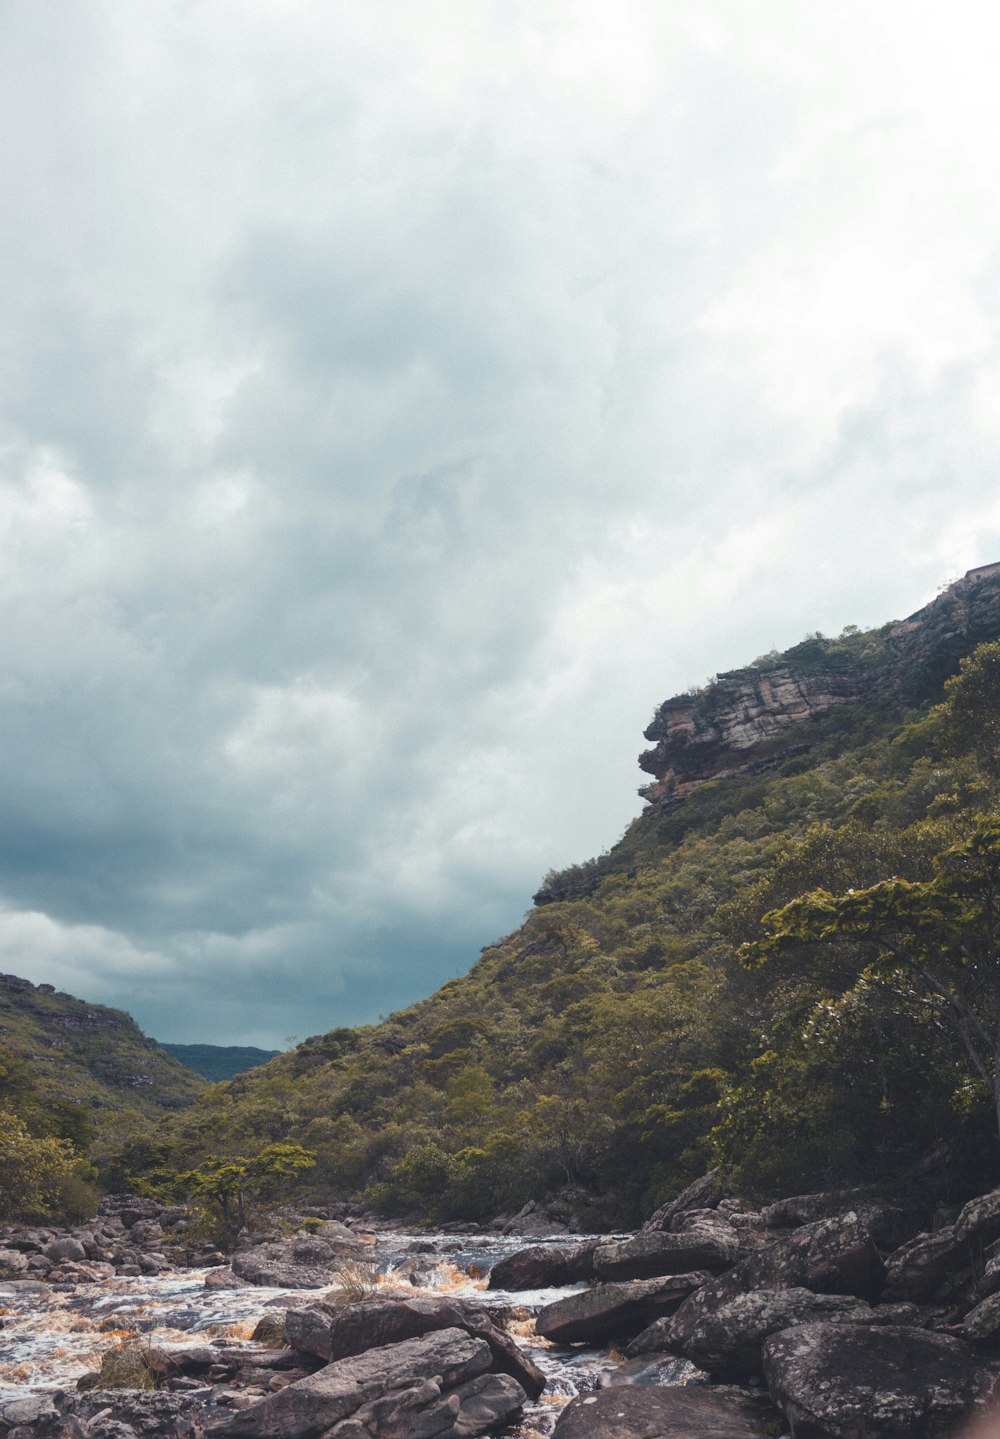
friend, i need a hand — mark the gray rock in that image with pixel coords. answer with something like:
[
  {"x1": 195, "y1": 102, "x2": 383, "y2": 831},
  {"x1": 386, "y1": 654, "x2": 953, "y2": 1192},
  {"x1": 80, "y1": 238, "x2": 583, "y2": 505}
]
[
  {"x1": 285, "y1": 1295, "x2": 545, "y2": 1398},
  {"x1": 71, "y1": 1391, "x2": 209, "y2": 1439},
  {"x1": 551, "y1": 1384, "x2": 778, "y2": 1439},
  {"x1": 45, "y1": 1237, "x2": 88, "y2": 1263},
  {"x1": 762, "y1": 1322, "x2": 998, "y2": 1439},
  {"x1": 204, "y1": 1266, "x2": 241, "y2": 1289},
  {"x1": 642, "y1": 1171, "x2": 724, "y2": 1233},
  {"x1": 957, "y1": 1187, "x2": 1000, "y2": 1246},
  {"x1": 207, "y1": 1327, "x2": 494, "y2": 1439},
  {"x1": 881, "y1": 1223, "x2": 971, "y2": 1302},
  {"x1": 594, "y1": 1225, "x2": 738, "y2": 1281},
  {"x1": 635, "y1": 1286, "x2": 877, "y2": 1381},
  {"x1": 0, "y1": 1390, "x2": 64, "y2": 1428},
  {"x1": 0, "y1": 1247, "x2": 30, "y2": 1275},
  {"x1": 964, "y1": 1291, "x2": 1000, "y2": 1345},
  {"x1": 232, "y1": 1234, "x2": 364, "y2": 1288},
  {"x1": 487, "y1": 1242, "x2": 598, "y2": 1290},
  {"x1": 327, "y1": 1372, "x2": 525, "y2": 1439},
  {"x1": 535, "y1": 1272, "x2": 711, "y2": 1345}
]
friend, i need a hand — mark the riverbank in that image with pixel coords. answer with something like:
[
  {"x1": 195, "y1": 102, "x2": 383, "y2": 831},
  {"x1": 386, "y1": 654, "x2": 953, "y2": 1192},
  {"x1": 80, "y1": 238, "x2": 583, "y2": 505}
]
[{"x1": 5, "y1": 1175, "x2": 1000, "y2": 1437}]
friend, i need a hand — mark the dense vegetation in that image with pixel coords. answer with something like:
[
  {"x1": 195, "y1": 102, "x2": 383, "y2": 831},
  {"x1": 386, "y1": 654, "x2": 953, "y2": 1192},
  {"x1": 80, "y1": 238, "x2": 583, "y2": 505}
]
[
  {"x1": 160, "y1": 1044, "x2": 281, "y2": 1082},
  {"x1": 0, "y1": 980, "x2": 203, "y2": 1219},
  {"x1": 102, "y1": 622, "x2": 1000, "y2": 1229}
]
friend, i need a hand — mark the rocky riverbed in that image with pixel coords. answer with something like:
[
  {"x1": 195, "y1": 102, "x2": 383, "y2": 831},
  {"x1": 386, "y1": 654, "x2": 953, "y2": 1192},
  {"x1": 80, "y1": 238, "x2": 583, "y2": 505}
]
[{"x1": 4, "y1": 1178, "x2": 1000, "y2": 1438}]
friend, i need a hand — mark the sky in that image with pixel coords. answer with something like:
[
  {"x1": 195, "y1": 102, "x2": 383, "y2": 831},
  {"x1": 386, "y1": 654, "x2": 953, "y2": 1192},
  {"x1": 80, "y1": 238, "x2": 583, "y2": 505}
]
[{"x1": 3, "y1": 2, "x2": 1000, "y2": 1046}]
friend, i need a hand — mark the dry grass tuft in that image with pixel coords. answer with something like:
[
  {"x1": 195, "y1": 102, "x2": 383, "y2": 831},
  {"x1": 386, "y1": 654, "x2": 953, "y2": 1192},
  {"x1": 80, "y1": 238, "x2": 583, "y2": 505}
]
[
  {"x1": 97, "y1": 1341, "x2": 157, "y2": 1390},
  {"x1": 251, "y1": 1312, "x2": 287, "y2": 1347},
  {"x1": 322, "y1": 1259, "x2": 381, "y2": 1310}
]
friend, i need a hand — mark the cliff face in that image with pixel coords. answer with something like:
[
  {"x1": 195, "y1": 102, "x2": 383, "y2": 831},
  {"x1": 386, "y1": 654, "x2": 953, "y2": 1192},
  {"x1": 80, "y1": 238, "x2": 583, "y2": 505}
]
[{"x1": 639, "y1": 563, "x2": 1000, "y2": 813}]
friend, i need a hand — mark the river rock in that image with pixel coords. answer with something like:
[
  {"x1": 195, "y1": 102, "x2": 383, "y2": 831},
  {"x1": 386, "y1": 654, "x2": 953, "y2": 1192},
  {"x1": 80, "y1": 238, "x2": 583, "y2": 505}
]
[
  {"x1": 593, "y1": 1225, "x2": 738, "y2": 1281},
  {"x1": 232, "y1": 1236, "x2": 359, "y2": 1289},
  {"x1": 0, "y1": 1248, "x2": 30, "y2": 1276},
  {"x1": 632, "y1": 1286, "x2": 877, "y2": 1381},
  {"x1": 501, "y1": 1198, "x2": 578, "y2": 1237},
  {"x1": 551, "y1": 1384, "x2": 778, "y2": 1439},
  {"x1": 0, "y1": 1390, "x2": 63, "y2": 1429},
  {"x1": 957, "y1": 1187, "x2": 1000, "y2": 1247},
  {"x1": 964, "y1": 1292, "x2": 1000, "y2": 1345},
  {"x1": 487, "y1": 1242, "x2": 598, "y2": 1290},
  {"x1": 738, "y1": 1209, "x2": 884, "y2": 1300},
  {"x1": 71, "y1": 1389, "x2": 210, "y2": 1439},
  {"x1": 285, "y1": 1294, "x2": 545, "y2": 1398},
  {"x1": 762, "y1": 1322, "x2": 998, "y2": 1439},
  {"x1": 642, "y1": 1170, "x2": 725, "y2": 1233},
  {"x1": 44, "y1": 1237, "x2": 88, "y2": 1263},
  {"x1": 535, "y1": 1272, "x2": 711, "y2": 1345},
  {"x1": 881, "y1": 1224, "x2": 971, "y2": 1302},
  {"x1": 207, "y1": 1327, "x2": 503, "y2": 1438}
]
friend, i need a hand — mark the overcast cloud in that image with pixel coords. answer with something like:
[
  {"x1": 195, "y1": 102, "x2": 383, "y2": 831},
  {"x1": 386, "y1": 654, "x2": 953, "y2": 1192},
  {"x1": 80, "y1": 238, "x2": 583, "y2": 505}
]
[{"x1": 2, "y1": 1, "x2": 1000, "y2": 1044}]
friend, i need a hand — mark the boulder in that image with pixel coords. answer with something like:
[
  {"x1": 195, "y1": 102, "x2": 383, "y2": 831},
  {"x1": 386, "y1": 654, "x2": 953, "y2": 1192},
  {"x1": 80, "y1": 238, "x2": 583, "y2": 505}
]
[
  {"x1": 881, "y1": 1224, "x2": 971, "y2": 1302},
  {"x1": 325, "y1": 1371, "x2": 525, "y2": 1439},
  {"x1": 232, "y1": 1237, "x2": 358, "y2": 1289},
  {"x1": 487, "y1": 1242, "x2": 598, "y2": 1291},
  {"x1": 0, "y1": 1390, "x2": 64, "y2": 1430},
  {"x1": 593, "y1": 1225, "x2": 738, "y2": 1281},
  {"x1": 45, "y1": 1237, "x2": 88, "y2": 1263},
  {"x1": 71, "y1": 1389, "x2": 211, "y2": 1439},
  {"x1": 204, "y1": 1266, "x2": 241, "y2": 1289},
  {"x1": 285, "y1": 1295, "x2": 545, "y2": 1398},
  {"x1": 551, "y1": 1384, "x2": 778, "y2": 1439},
  {"x1": 501, "y1": 1198, "x2": 577, "y2": 1237},
  {"x1": 965, "y1": 1292, "x2": 1000, "y2": 1346},
  {"x1": 759, "y1": 1189, "x2": 873, "y2": 1229},
  {"x1": 535, "y1": 1272, "x2": 711, "y2": 1346},
  {"x1": 738, "y1": 1210, "x2": 884, "y2": 1301},
  {"x1": 958, "y1": 1187, "x2": 1000, "y2": 1247},
  {"x1": 0, "y1": 1248, "x2": 30, "y2": 1276},
  {"x1": 206, "y1": 1327, "x2": 502, "y2": 1438},
  {"x1": 631, "y1": 1286, "x2": 876, "y2": 1381},
  {"x1": 642, "y1": 1170, "x2": 724, "y2": 1233},
  {"x1": 762, "y1": 1322, "x2": 998, "y2": 1439}
]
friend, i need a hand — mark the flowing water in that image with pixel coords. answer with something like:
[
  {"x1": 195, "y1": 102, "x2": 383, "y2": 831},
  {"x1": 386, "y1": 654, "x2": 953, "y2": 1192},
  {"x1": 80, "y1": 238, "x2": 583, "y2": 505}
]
[{"x1": 0, "y1": 1231, "x2": 696, "y2": 1434}]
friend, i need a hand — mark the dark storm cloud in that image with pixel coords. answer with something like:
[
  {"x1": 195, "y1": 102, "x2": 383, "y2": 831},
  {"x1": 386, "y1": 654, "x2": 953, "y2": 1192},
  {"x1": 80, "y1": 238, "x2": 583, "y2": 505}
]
[{"x1": 1, "y1": 0, "x2": 1000, "y2": 1042}]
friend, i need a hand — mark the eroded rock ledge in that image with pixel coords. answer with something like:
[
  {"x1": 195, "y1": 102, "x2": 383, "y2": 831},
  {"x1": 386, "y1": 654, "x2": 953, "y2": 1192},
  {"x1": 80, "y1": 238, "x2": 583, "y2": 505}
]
[{"x1": 637, "y1": 561, "x2": 1000, "y2": 814}]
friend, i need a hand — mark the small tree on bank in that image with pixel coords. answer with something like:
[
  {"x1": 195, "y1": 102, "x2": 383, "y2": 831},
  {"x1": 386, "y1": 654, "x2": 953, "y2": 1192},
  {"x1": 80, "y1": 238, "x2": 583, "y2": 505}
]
[
  {"x1": 746, "y1": 817, "x2": 1000, "y2": 1146},
  {"x1": 179, "y1": 1142, "x2": 317, "y2": 1245}
]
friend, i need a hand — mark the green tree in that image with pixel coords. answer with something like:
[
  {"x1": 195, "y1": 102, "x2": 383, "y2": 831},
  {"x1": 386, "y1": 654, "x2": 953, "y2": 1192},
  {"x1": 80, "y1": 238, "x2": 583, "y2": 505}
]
[
  {"x1": 941, "y1": 642, "x2": 1000, "y2": 775},
  {"x1": 178, "y1": 1142, "x2": 316, "y2": 1244},
  {"x1": 748, "y1": 816, "x2": 1000, "y2": 1143},
  {"x1": 0, "y1": 1107, "x2": 78, "y2": 1219}
]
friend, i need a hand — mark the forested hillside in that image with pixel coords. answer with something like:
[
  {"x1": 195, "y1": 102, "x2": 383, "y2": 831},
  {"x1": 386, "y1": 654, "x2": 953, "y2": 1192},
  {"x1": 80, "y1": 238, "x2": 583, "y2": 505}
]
[
  {"x1": 0, "y1": 975, "x2": 204, "y2": 1218},
  {"x1": 110, "y1": 566, "x2": 1000, "y2": 1227}
]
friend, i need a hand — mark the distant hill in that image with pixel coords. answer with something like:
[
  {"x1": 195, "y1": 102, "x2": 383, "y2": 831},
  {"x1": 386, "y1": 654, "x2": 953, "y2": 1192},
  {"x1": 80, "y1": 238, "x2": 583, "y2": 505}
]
[
  {"x1": 160, "y1": 1043, "x2": 280, "y2": 1081},
  {"x1": 0, "y1": 973, "x2": 204, "y2": 1125}
]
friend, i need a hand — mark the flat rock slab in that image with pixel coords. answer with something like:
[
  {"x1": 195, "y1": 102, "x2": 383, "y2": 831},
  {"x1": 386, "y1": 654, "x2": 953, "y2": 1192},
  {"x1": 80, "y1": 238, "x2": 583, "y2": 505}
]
[
  {"x1": 535, "y1": 1272, "x2": 711, "y2": 1346},
  {"x1": 763, "y1": 1322, "x2": 999, "y2": 1439},
  {"x1": 208, "y1": 1327, "x2": 493, "y2": 1439},
  {"x1": 285, "y1": 1294, "x2": 546, "y2": 1398},
  {"x1": 594, "y1": 1229, "x2": 738, "y2": 1281},
  {"x1": 552, "y1": 1384, "x2": 778, "y2": 1439}
]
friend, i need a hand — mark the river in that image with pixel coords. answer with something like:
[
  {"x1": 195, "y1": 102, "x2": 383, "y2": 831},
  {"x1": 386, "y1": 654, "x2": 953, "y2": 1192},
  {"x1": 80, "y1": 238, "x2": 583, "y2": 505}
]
[{"x1": 0, "y1": 1229, "x2": 696, "y2": 1433}]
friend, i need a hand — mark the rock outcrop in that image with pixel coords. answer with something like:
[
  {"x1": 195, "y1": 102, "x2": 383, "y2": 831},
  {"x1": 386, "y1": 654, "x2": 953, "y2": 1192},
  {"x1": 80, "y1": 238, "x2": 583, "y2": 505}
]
[{"x1": 637, "y1": 562, "x2": 1000, "y2": 814}]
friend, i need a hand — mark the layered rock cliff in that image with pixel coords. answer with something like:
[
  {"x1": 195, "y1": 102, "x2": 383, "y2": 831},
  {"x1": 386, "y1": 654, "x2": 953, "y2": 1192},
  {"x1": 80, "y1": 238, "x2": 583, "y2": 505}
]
[{"x1": 638, "y1": 563, "x2": 1000, "y2": 813}]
